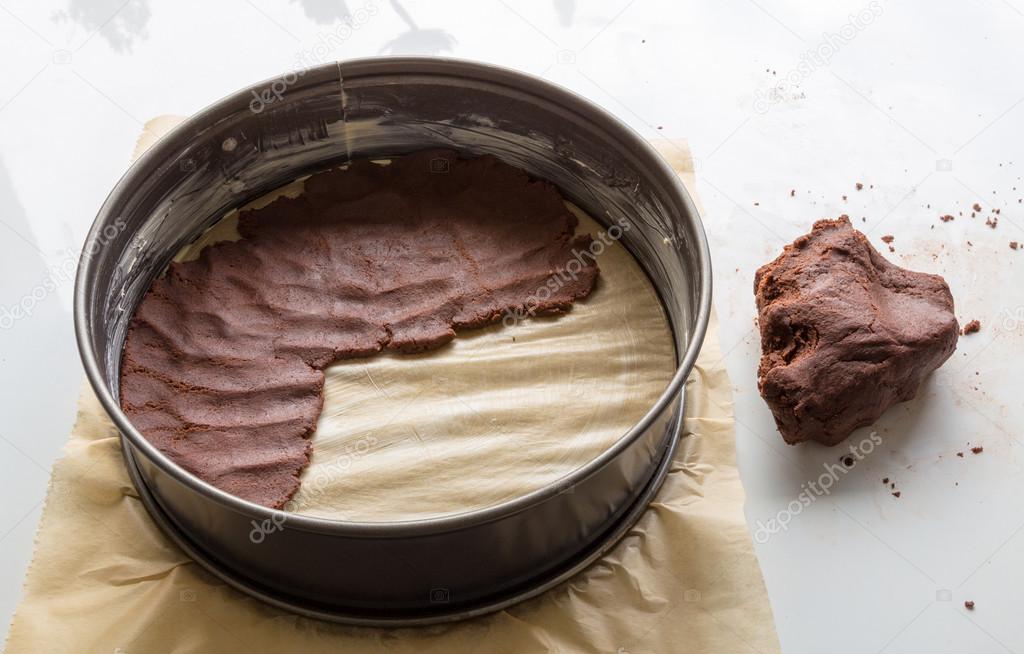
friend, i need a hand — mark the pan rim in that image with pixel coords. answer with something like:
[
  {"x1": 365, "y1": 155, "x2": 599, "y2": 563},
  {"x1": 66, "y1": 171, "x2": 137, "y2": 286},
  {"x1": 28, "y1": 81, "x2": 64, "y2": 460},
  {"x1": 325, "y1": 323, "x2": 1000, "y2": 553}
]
[{"x1": 74, "y1": 56, "x2": 712, "y2": 537}]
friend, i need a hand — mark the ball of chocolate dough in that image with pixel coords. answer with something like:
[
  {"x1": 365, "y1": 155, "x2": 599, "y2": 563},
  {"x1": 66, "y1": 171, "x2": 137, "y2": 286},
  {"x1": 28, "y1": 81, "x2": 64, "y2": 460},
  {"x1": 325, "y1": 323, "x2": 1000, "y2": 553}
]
[{"x1": 754, "y1": 216, "x2": 959, "y2": 445}]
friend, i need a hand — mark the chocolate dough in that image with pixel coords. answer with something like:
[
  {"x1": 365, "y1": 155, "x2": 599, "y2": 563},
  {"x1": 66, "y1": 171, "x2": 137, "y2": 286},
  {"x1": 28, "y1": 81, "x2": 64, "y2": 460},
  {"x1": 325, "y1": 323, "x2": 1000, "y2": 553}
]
[
  {"x1": 119, "y1": 150, "x2": 599, "y2": 507},
  {"x1": 754, "y1": 217, "x2": 958, "y2": 445}
]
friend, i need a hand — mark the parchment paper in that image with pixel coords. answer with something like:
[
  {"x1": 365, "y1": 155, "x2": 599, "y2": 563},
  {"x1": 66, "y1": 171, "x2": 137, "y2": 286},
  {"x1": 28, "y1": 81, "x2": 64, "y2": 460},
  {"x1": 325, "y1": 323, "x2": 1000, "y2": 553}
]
[
  {"x1": 3, "y1": 118, "x2": 780, "y2": 653},
  {"x1": 174, "y1": 166, "x2": 676, "y2": 521}
]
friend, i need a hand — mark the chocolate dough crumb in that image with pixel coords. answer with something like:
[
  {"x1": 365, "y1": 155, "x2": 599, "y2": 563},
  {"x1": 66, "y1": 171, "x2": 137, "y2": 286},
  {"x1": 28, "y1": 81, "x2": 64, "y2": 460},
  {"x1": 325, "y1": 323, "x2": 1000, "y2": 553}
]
[
  {"x1": 986, "y1": 217, "x2": 998, "y2": 228},
  {"x1": 882, "y1": 477, "x2": 890, "y2": 484},
  {"x1": 965, "y1": 600, "x2": 975, "y2": 610},
  {"x1": 856, "y1": 182, "x2": 864, "y2": 190},
  {"x1": 842, "y1": 455, "x2": 855, "y2": 467},
  {"x1": 119, "y1": 150, "x2": 600, "y2": 508},
  {"x1": 881, "y1": 235, "x2": 895, "y2": 244},
  {"x1": 754, "y1": 217, "x2": 958, "y2": 445},
  {"x1": 940, "y1": 214, "x2": 955, "y2": 222},
  {"x1": 961, "y1": 320, "x2": 981, "y2": 335},
  {"x1": 892, "y1": 491, "x2": 901, "y2": 498},
  {"x1": 1012, "y1": 242, "x2": 1019, "y2": 250},
  {"x1": 971, "y1": 446, "x2": 984, "y2": 454},
  {"x1": 957, "y1": 451, "x2": 964, "y2": 457},
  {"x1": 973, "y1": 203, "x2": 982, "y2": 212},
  {"x1": 790, "y1": 189, "x2": 796, "y2": 197}
]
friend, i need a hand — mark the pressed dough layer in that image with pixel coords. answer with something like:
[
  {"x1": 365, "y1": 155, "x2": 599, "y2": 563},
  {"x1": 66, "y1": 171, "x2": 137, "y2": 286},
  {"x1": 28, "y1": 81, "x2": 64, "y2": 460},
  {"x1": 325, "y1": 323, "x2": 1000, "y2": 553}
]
[{"x1": 119, "y1": 150, "x2": 600, "y2": 508}]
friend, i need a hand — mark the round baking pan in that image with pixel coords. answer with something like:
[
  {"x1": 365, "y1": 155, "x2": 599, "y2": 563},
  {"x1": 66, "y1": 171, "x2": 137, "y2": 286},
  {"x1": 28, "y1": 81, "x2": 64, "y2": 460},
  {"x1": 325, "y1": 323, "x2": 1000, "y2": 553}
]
[{"x1": 74, "y1": 57, "x2": 712, "y2": 624}]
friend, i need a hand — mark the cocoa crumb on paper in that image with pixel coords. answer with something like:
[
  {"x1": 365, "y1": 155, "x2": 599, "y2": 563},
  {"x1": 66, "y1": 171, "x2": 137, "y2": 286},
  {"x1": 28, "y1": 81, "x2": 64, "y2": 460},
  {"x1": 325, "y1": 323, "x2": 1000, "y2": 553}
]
[
  {"x1": 881, "y1": 235, "x2": 894, "y2": 244},
  {"x1": 856, "y1": 182, "x2": 864, "y2": 190},
  {"x1": 973, "y1": 203, "x2": 982, "y2": 212},
  {"x1": 891, "y1": 491, "x2": 901, "y2": 498},
  {"x1": 971, "y1": 446, "x2": 984, "y2": 454},
  {"x1": 940, "y1": 214, "x2": 955, "y2": 222},
  {"x1": 1012, "y1": 242, "x2": 1019, "y2": 250},
  {"x1": 965, "y1": 600, "x2": 975, "y2": 610},
  {"x1": 961, "y1": 320, "x2": 981, "y2": 335}
]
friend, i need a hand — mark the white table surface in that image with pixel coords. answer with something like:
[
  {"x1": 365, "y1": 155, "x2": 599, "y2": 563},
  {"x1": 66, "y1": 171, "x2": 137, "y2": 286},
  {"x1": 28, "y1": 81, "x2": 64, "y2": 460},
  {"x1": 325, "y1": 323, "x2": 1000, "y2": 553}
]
[{"x1": 2, "y1": 1, "x2": 1022, "y2": 651}]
